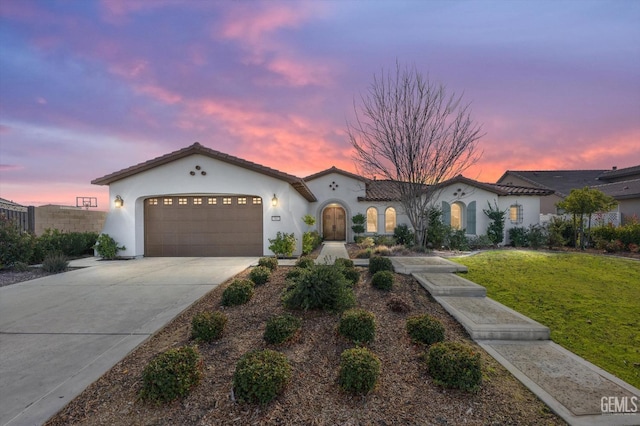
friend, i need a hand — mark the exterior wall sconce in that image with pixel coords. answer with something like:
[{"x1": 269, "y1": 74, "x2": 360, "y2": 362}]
[
  {"x1": 114, "y1": 195, "x2": 124, "y2": 208},
  {"x1": 271, "y1": 194, "x2": 278, "y2": 207}
]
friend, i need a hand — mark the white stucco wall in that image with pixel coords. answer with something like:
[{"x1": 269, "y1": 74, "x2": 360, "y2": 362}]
[
  {"x1": 430, "y1": 182, "x2": 542, "y2": 241},
  {"x1": 304, "y1": 173, "x2": 410, "y2": 242},
  {"x1": 499, "y1": 195, "x2": 542, "y2": 243},
  {"x1": 99, "y1": 153, "x2": 310, "y2": 257}
]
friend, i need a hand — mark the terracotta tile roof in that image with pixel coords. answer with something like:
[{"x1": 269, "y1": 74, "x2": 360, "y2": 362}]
[
  {"x1": 91, "y1": 142, "x2": 317, "y2": 202},
  {"x1": 488, "y1": 184, "x2": 555, "y2": 196},
  {"x1": 357, "y1": 175, "x2": 553, "y2": 201},
  {"x1": 304, "y1": 166, "x2": 367, "y2": 182},
  {"x1": 358, "y1": 180, "x2": 408, "y2": 201},
  {"x1": 497, "y1": 170, "x2": 606, "y2": 197}
]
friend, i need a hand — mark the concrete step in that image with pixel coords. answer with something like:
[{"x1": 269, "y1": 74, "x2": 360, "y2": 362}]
[
  {"x1": 434, "y1": 295, "x2": 550, "y2": 341},
  {"x1": 413, "y1": 272, "x2": 486, "y2": 297},
  {"x1": 391, "y1": 256, "x2": 468, "y2": 274},
  {"x1": 479, "y1": 340, "x2": 640, "y2": 426}
]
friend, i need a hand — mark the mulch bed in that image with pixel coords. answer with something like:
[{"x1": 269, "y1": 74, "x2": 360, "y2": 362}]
[{"x1": 45, "y1": 267, "x2": 564, "y2": 425}]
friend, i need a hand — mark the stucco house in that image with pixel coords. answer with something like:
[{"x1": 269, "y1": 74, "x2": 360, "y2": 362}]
[{"x1": 92, "y1": 142, "x2": 551, "y2": 257}]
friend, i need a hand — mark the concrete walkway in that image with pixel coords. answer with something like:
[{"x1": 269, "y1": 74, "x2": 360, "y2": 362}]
[
  {"x1": 0, "y1": 257, "x2": 256, "y2": 426},
  {"x1": 315, "y1": 241, "x2": 350, "y2": 264},
  {"x1": 391, "y1": 257, "x2": 640, "y2": 426}
]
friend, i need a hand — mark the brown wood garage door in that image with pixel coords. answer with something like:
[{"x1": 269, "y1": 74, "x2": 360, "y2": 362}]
[{"x1": 144, "y1": 195, "x2": 263, "y2": 256}]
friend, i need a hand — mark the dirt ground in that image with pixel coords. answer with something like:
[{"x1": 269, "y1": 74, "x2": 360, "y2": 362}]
[{"x1": 44, "y1": 266, "x2": 565, "y2": 426}]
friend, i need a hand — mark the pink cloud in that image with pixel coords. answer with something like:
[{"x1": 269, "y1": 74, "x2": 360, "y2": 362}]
[
  {"x1": 215, "y1": 3, "x2": 333, "y2": 87},
  {"x1": 134, "y1": 84, "x2": 182, "y2": 104}
]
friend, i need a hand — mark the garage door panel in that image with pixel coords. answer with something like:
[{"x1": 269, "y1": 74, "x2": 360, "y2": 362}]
[{"x1": 145, "y1": 196, "x2": 263, "y2": 257}]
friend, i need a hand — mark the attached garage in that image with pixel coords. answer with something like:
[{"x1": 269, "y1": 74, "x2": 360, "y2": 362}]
[{"x1": 144, "y1": 195, "x2": 263, "y2": 256}]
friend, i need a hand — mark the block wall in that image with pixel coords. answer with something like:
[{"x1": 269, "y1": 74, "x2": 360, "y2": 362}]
[{"x1": 34, "y1": 205, "x2": 107, "y2": 236}]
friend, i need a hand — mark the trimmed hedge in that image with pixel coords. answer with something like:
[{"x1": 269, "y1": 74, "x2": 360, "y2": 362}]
[
  {"x1": 222, "y1": 279, "x2": 255, "y2": 306},
  {"x1": 264, "y1": 313, "x2": 302, "y2": 345},
  {"x1": 191, "y1": 311, "x2": 227, "y2": 342},
  {"x1": 250, "y1": 266, "x2": 271, "y2": 285},
  {"x1": 427, "y1": 341, "x2": 482, "y2": 391},
  {"x1": 338, "y1": 309, "x2": 376, "y2": 344},
  {"x1": 233, "y1": 349, "x2": 291, "y2": 404},
  {"x1": 258, "y1": 257, "x2": 278, "y2": 271},
  {"x1": 140, "y1": 346, "x2": 202, "y2": 403},
  {"x1": 371, "y1": 270, "x2": 394, "y2": 291},
  {"x1": 338, "y1": 347, "x2": 381, "y2": 394},
  {"x1": 406, "y1": 314, "x2": 445, "y2": 345},
  {"x1": 368, "y1": 256, "x2": 394, "y2": 274}
]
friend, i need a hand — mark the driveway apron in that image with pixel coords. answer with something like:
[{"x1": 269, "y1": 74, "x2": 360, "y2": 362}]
[{"x1": 0, "y1": 257, "x2": 256, "y2": 426}]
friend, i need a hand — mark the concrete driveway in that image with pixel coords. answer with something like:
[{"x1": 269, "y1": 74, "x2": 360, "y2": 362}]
[{"x1": 0, "y1": 257, "x2": 256, "y2": 426}]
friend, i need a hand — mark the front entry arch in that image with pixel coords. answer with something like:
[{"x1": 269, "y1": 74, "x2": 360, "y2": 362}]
[{"x1": 322, "y1": 205, "x2": 346, "y2": 241}]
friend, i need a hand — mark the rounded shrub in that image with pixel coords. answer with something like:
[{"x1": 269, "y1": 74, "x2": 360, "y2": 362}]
[
  {"x1": 371, "y1": 270, "x2": 394, "y2": 291},
  {"x1": 338, "y1": 309, "x2": 376, "y2": 344},
  {"x1": 338, "y1": 347, "x2": 381, "y2": 394},
  {"x1": 334, "y1": 258, "x2": 354, "y2": 268},
  {"x1": 258, "y1": 257, "x2": 278, "y2": 271},
  {"x1": 340, "y1": 267, "x2": 360, "y2": 286},
  {"x1": 368, "y1": 255, "x2": 394, "y2": 274},
  {"x1": 427, "y1": 341, "x2": 482, "y2": 391},
  {"x1": 140, "y1": 346, "x2": 202, "y2": 403},
  {"x1": 249, "y1": 265, "x2": 271, "y2": 285},
  {"x1": 295, "y1": 256, "x2": 315, "y2": 269},
  {"x1": 264, "y1": 313, "x2": 302, "y2": 345},
  {"x1": 222, "y1": 279, "x2": 255, "y2": 306},
  {"x1": 406, "y1": 314, "x2": 445, "y2": 345},
  {"x1": 282, "y1": 264, "x2": 355, "y2": 312},
  {"x1": 41, "y1": 252, "x2": 69, "y2": 273},
  {"x1": 233, "y1": 349, "x2": 291, "y2": 404},
  {"x1": 191, "y1": 311, "x2": 227, "y2": 342}
]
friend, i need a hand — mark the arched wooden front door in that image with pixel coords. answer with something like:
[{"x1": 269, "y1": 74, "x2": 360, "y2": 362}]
[{"x1": 322, "y1": 206, "x2": 346, "y2": 241}]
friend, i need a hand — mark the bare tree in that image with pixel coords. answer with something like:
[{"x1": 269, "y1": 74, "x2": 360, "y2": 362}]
[{"x1": 347, "y1": 63, "x2": 483, "y2": 246}]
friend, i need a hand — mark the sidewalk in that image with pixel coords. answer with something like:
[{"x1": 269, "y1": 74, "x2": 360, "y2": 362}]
[
  {"x1": 315, "y1": 242, "x2": 350, "y2": 264},
  {"x1": 391, "y1": 256, "x2": 640, "y2": 426}
]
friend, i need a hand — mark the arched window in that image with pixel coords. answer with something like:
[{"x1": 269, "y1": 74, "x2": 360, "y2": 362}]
[
  {"x1": 366, "y1": 207, "x2": 378, "y2": 233},
  {"x1": 385, "y1": 207, "x2": 396, "y2": 233},
  {"x1": 451, "y1": 202, "x2": 464, "y2": 230},
  {"x1": 442, "y1": 201, "x2": 476, "y2": 234}
]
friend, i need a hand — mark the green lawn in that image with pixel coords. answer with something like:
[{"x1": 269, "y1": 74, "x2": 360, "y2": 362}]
[{"x1": 451, "y1": 250, "x2": 640, "y2": 389}]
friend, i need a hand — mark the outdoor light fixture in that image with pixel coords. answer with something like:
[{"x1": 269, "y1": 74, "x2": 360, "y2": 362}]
[
  {"x1": 271, "y1": 194, "x2": 278, "y2": 207},
  {"x1": 114, "y1": 195, "x2": 124, "y2": 208}
]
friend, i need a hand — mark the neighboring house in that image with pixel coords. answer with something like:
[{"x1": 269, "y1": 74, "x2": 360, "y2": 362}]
[
  {"x1": 92, "y1": 143, "x2": 551, "y2": 257},
  {"x1": 497, "y1": 165, "x2": 640, "y2": 224},
  {"x1": 0, "y1": 197, "x2": 33, "y2": 233},
  {"x1": 592, "y1": 165, "x2": 640, "y2": 224}
]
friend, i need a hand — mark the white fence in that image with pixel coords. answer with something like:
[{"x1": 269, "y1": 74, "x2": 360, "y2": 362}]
[{"x1": 540, "y1": 212, "x2": 621, "y2": 227}]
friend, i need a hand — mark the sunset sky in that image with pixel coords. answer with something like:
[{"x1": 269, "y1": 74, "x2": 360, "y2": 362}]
[{"x1": 1, "y1": 0, "x2": 639, "y2": 210}]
